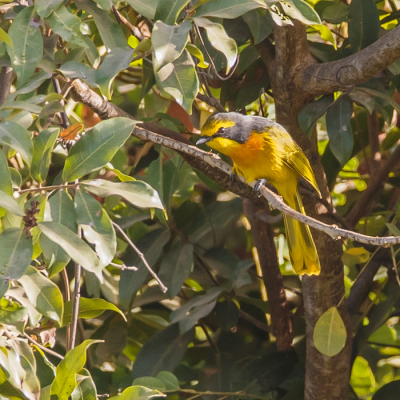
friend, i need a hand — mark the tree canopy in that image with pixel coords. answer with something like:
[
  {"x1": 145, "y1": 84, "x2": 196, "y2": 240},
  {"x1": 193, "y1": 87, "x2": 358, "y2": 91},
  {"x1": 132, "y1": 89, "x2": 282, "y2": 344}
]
[{"x1": 1, "y1": 0, "x2": 400, "y2": 399}]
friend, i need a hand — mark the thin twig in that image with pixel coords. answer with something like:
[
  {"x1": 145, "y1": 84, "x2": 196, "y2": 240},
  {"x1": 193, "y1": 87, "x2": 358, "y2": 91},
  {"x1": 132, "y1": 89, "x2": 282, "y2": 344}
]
[
  {"x1": 390, "y1": 246, "x2": 400, "y2": 286},
  {"x1": 18, "y1": 183, "x2": 78, "y2": 194},
  {"x1": 238, "y1": 310, "x2": 270, "y2": 333},
  {"x1": 24, "y1": 333, "x2": 64, "y2": 360},
  {"x1": 110, "y1": 262, "x2": 138, "y2": 271},
  {"x1": 69, "y1": 226, "x2": 82, "y2": 350},
  {"x1": 61, "y1": 268, "x2": 71, "y2": 351},
  {"x1": 112, "y1": 6, "x2": 144, "y2": 41},
  {"x1": 197, "y1": 92, "x2": 226, "y2": 113},
  {"x1": 52, "y1": 78, "x2": 70, "y2": 129},
  {"x1": 112, "y1": 221, "x2": 168, "y2": 293}
]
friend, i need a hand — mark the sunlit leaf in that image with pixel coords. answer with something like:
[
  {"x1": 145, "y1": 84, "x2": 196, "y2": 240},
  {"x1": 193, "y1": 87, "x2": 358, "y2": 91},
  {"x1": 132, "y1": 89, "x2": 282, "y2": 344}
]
[
  {"x1": 0, "y1": 27, "x2": 13, "y2": 48},
  {"x1": 313, "y1": 307, "x2": 347, "y2": 357},
  {"x1": 281, "y1": 0, "x2": 321, "y2": 26},
  {"x1": 19, "y1": 266, "x2": 63, "y2": 325},
  {"x1": 71, "y1": 369, "x2": 98, "y2": 400},
  {"x1": 0, "y1": 120, "x2": 33, "y2": 166},
  {"x1": 125, "y1": 0, "x2": 158, "y2": 19},
  {"x1": 186, "y1": 44, "x2": 209, "y2": 68},
  {"x1": 155, "y1": 0, "x2": 191, "y2": 24},
  {"x1": 108, "y1": 386, "x2": 164, "y2": 400},
  {"x1": 62, "y1": 297, "x2": 126, "y2": 326},
  {"x1": 51, "y1": 340, "x2": 102, "y2": 400},
  {"x1": 38, "y1": 222, "x2": 103, "y2": 281},
  {"x1": 62, "y1": 118, "x2": 136, "y2": 182},
  {"x1": 193, "y1": 0, "x2": 268, "y2": 19},
  {"x1": 0, "y1": 191, "x2": 25, "y2": 217}
]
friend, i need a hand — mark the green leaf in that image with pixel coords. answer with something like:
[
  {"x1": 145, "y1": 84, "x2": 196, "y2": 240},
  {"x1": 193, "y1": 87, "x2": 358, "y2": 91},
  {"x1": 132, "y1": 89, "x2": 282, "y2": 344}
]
[
  {"x1": 62, "y1": 297, "x2": 126, "y2": 326},
  {"x1": 350, "y1": 356, "x2": 375, "y2": 396},
  {"x1": 152, "y1": 20, "x2": 191, "y2": 72},
  {"x1": 311, "y1": 24, "x2": 336, "y2": 49},
  {"x1": 0, "y1": 191, "x2": 25, "y2": 217},
  {"x1": 108, "y1": 386, "x2": 165, "y2": 400},
  {"x1": 7, "y1": 287, "x2": 41, "y2": 326},
  {"x1": 313, "y1": 307, "x2": 347, "y2": 357},
  {"x1": 38, "y1": 222, "x2": 103, "y2": 281},
  {"x1": 242, "y1": 9, "x2": 273, "y2": 45},
  {"x1": 35, "y1": 0, "x2": 64, "y2": 17},
  {"x1": 46, "y1": 5, "x2": 88, "y2": 48},
  {"x1": 155, "y1": 49, "x2": 199, "y2": 113},
  {"x1": 6, "y1": 6, "x2": 43, "y2": 87},
  {"x1": 125, "y1": 0, "x2": 158, "y2": 19},
  {"x1": 155, "y1": 0, "x2": 190, "y2": 24},
  {"x1": 82, "y1": 179, "x2": 164, "y2": 210},
  {"x1": 96, "y1": 48, "x2": 134, "y2": 98},
  {"x1": 131, "y1": 324, "x2": 195, "y2": 379},
  {"x1": 194, "y1": 0, "x2": 268, "y2": 19},
  {"x1": 50, "y1": 340, "x2": 102, "y2": 400},
  {"x1": 326, "y1": 95, "x2": 354, "y2": 166},
  {"x1": 281, "y1": 0, "x2": 321, "y2": 25},
  {"x1": 170, "y1": 287, "x2": 223, "y2": 333},
  {"x1": 158, "y1": 241, "x2": 193, "y2": 299},
  {"x1": 0, "y1": 151, "x2": 12, "y2": 197},
  {"x1": 75, "y1": 190, "x2": 116, "y2": 267},
  {"x1": 62, "y1": 118, "x2": 136, "y2": 182},
  {"x1": 348, "y1": 0, "x2": 379, "y2": 53},
  {"x1": 0, "y1": 228, "x2": 32, "y2": 299},
  {"x1": 156, "y1": 371, "x2": 180, "y2": 390},
  {"x1": 0, "y1": 27, "x2": 13, "y2": 48},
  {"x1": 94, "y1": 0, "x2": 112, "y2": 10},
  {"x1": 0, "y1": 120, "x2": 33, "y2": 166},
  {"x1": 58, "y1": 61, "x2": 97, "y2": 87},
  {"x1": 0, "y1": 298, "x2": 28, "y2": 325},
  {"x1": 186, "y1": 44, "x2": 209, "y2": 68},
  {"x1": 18, "y1": 265, "x2": 63, "y2": 325},
  {"x1": 41, "y1": 190, "x2": 76, "y2": 277},
  {"x1": 0, "y1": 101, "x2": 42, "y2": 114},
  {"x1": 71, "y1": 370, "x2": 97, "y2": 400},
  {"x1": 298, "y1": 94, "x2": 333, "y2": 135},
  {"x1": 315, "y1": 1, "x2": 348, "y2": 24},
  {"x1": 75, "y1": 0, "x2": 127, "y2": 49},
  {"x1": 12, "y1": 71, "x2": 52, "y2": 96},
  {"x1": 31, "y1": 128, "x2": 60, "y2": 183},
  {"x1": 372, "y1": 381, "x2": 400, "y2": 400},
  {"x1": 194, "y1": 17, "x2": 237, "y2": 73},
  {"x1": 132, "y1": 377, "x2": 166, "y2": 392}
]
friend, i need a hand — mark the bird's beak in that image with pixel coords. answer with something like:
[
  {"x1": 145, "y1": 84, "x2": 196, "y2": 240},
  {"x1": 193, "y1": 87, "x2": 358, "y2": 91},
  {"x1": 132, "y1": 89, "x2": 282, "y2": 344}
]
[{"x1": 196, "y1": 136, "x2": 213, "y2": 146}]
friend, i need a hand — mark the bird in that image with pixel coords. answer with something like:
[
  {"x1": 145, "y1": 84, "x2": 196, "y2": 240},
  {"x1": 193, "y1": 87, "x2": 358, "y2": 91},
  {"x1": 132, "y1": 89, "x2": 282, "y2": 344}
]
[{"x1": 196, "y1": 112, "x2": 320, "y2": 276}]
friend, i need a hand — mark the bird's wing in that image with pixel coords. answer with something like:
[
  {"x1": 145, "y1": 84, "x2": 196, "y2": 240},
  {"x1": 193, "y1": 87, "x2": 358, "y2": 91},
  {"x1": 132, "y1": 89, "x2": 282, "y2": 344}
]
[{"x1": 283, "y1": 145, "x2": 321, "y2": 196}]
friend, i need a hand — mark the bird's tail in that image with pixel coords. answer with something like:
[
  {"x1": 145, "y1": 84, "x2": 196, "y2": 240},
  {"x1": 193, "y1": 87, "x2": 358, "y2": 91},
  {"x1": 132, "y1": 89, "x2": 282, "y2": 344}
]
[{"x1": 279, "y1": 187, "x2": 320, "y2": 275}]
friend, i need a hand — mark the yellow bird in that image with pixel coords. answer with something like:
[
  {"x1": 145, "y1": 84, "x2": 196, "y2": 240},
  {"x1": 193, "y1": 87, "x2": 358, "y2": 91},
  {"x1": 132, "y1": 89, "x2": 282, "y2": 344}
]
[{"x1": 196, "y1": 112, "x2": 320, "y2": 276}]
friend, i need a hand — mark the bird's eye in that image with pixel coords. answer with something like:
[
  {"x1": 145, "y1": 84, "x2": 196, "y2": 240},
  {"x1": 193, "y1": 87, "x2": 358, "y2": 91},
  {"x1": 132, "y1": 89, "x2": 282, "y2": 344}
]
[{"x1": 217, "y1": 127, "x2": 226, "y2": 134}]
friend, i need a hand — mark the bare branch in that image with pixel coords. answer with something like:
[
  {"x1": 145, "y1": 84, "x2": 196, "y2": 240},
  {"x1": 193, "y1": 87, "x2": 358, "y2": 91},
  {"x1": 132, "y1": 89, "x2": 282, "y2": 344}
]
[
  {"x1": 301, "y1": 25, "x2": 400, "y2": 98},
  {"x1": 24, "y1": 333, "x2": 64, "y2": 360},
  {"x1": 0, "y1": 67, "x2": 13, "y2": 107}
]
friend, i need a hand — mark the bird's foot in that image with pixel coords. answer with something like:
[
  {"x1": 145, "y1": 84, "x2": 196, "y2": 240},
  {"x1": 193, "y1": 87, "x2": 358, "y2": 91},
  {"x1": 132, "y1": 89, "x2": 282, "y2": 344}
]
[{"x1": 254, "y1": 179, "x2": 268, "y2": 193}]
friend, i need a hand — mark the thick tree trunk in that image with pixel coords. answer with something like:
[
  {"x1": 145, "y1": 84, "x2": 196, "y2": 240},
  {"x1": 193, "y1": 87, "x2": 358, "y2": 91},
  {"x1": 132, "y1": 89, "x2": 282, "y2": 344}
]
[{"x1": 257, "y1": 22, "x2": 352, "y2": 400}]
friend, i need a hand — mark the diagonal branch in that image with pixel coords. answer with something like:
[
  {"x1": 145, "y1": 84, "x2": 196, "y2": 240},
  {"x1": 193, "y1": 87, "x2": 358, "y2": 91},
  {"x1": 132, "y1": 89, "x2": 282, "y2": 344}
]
[{"x1": 300, "y1": 24, "x2": 400, "y2": 98}]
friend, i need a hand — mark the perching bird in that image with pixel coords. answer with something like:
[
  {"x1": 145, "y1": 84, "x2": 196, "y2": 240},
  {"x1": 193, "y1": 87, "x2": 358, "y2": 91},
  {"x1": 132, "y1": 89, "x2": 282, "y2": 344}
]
[{"x1": 196, "y1": 112, "x2": 320, "y2": 275}]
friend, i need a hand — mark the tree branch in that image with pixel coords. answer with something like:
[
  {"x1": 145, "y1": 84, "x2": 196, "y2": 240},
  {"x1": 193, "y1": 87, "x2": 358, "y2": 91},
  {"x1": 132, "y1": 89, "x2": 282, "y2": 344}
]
[
  {"x1": 0, "y1": 67, "x2": 13, "y2": 107},
  {"x1": 301, "y1": 25, "x2": 400, "y2": 98}
]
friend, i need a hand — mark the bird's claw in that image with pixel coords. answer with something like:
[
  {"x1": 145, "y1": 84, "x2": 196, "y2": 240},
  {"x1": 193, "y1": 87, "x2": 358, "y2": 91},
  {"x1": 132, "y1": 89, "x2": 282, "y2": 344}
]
[{"x1": 254, "y1": 179, "x2": 268, "y2": 193}]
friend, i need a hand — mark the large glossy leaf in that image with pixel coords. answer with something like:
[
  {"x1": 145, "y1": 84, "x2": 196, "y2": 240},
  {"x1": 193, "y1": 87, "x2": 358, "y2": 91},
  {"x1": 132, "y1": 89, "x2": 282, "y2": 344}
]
[
  {"x1": 96, "y1": 48, "x2": 134, "y2": 98},
  {"x1": 0, "y1": 228, "x2": 32, "y2": 299},
  {"x1": 155, "y1": 0, "x2": 190, "y2": 24},
  {"x1": 194, "y1": 17, "x2": 237, "y2": 73},
  {"x1": 35, "y1": 0, "x2": 64, "y2": 17},
  {"x1": 131, "y1": 324, "x2": 195, "y2": 379},
  {"x1": 313, "y1": 307, "x2": 347, "y2": 357},
  {"x1": 75, "y1": 190, "x2": 116, "y2": 267},
  {"x1": 41, "y1": 190, "x2": 76, "y2": 277},
  {"x1": 62, "y1": 297, "x2": 126, "y2": 326},
  {"x1": 170, "y1": 287, "x2": 223, "y2": 332},
  {"x1": 0, "y1": 120, "x2": 33, "y2": 166},
  {"x1": 82, "y1": 179, "x2": 164, "y2": 210},
  {"x1": 31, "y1": 128, "x2": 60, "y2": 183},
  {"x1": 125, "y1": 0, "x2": 158, "y2": 19},
  {"x1": 0, "y1": 364, "x2": 28, "y2": 399},
  {"x1": 108, "y1": 386, "x2": 164, "y2": 400},
  {"x1": 0, "y1": 191, "x2": 25, "y2": 217},
  {"x1": 194, "y1": 0, "x2": 268, "y2": 19},
  {"x1": 0, "y1": 152, "x2": 12, "y2": 203},
  {"x1": 18, "y1": 266, "x2": 63, "y2": 325},
  {"x1": 155, "y1": 49, "x2": 199, "y2": 113},
  {"x1": 62, "y1": 118, "x2": 136, "y2": 182},
  {"x1": 71, "y1": 369, "x2": 97, "y2": 400},
  {"x1": 152, "y1": 20, "x2": 191, "y2": 72},
  {"x1": 119, "y1": 228, "x2": 171, "y2": 304},
  {"x1": 281, "y1": 0, "x2": 321, "y2": 26},
  {"x1": 158, "y1": 240, "x2": 193, "y2": 299},
  {"x1": 6, "y1": 287, "x2": 41, "y2": 326},
  {"x1": 242, "y1": 10, "x2": 273, "y2": 44},
  {"x1": 51, "y1": 340, "x2": 101, "y2": 400},
  {"x1": 75, "y1": 0, "x2": 127, "y2": 49},
  {"x1": 311, "y1": 24, "x2": 336, "y2": 49},
  {"x1": 46, "y1": 5, "x2": 87, "y2": 48},
  {"x1": 38, "y1": 222, "x2": 103, "y2": 281},
  {"x1": 326, "y1": 95, "x2": 354, "y2": 166},
  {"x1": 6, "y1": 6, "x2": 43, "y2": 87},
  {"x1": 315, "y1": 1, "x2": 348, "y2": 24},
  {"x1": 348, "y1": 0, "x2": 379, "y2": 53},
  {"x1": 298, "y1": 94, "x2": 333, "y2": 135}
]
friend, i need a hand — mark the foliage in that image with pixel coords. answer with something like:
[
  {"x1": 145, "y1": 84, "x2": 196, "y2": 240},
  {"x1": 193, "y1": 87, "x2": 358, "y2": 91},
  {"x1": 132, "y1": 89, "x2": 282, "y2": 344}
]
[{"x1": 0, "y1": 0, "x2": 399, "y2": 399}]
